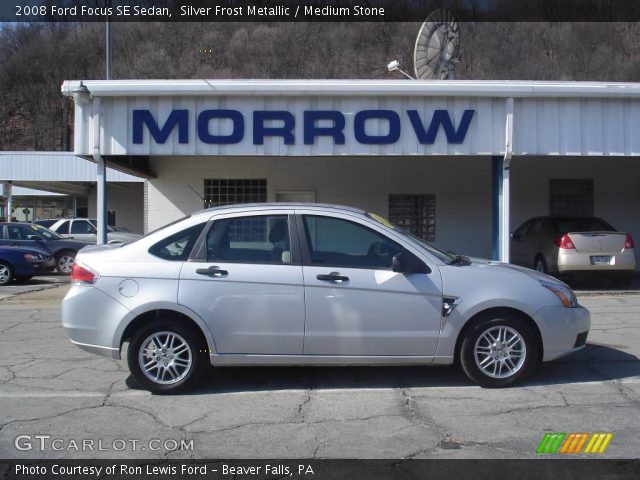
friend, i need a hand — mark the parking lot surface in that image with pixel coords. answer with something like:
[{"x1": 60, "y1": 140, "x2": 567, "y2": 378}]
[{"x1": 0, "y1": 286, "x2": 639, "y2": 459}]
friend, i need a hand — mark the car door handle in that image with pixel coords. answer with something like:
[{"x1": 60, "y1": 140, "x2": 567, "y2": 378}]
[
  {"x1": 196, "y1": 266, "x2": 228, "y2": 277},
  {"x1": 316, "y1": 273, "x2": 349, "y2": 282}
]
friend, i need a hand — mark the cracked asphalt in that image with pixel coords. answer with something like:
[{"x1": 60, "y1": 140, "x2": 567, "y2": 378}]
[{"x1": 0, "y1": 286, "x2": 639, "y2": 459}]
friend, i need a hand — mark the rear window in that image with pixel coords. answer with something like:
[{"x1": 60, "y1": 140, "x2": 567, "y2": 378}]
[
  {"x1": 149, "y1": 223, "x2": 206, "y2": 261},
  {"x1": 549, "y1": 217, "x2": 615, "y2": 233}
]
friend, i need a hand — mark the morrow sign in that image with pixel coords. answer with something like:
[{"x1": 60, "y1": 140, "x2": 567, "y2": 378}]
[{"x1": 132, "y1": 109, "x2": 476, "y2": 146}]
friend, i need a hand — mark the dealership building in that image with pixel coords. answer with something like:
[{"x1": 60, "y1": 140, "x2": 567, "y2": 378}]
[{"x1": 60, "y1": 79, "x2": 640, "y2": 265}]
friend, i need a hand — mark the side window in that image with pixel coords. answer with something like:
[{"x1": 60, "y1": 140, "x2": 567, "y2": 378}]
[
  {"x1": 206, "y1": 215, "x2": 292, "y2": 264},
  {"x1": 514, "y1": 220, "x2": 530, "y2": 238},
  {"x1": 7, "y1": 225, "x2": 25, "y2": 240},
  {"x1": 149, "y1": 223, "x2": 206, "y2": 261},
  {"x1": 302, "y1": 215, "x2": 405, "y2": 269},
  {"x1": 71, "y1": 220, "x2": 94, "y2": 234},
  {"x1": 56, "y1": 221, "x2": 70, "y2": 234},
  {"x1": 528, "y1": 219, "x2": 544, "y2": 235}
]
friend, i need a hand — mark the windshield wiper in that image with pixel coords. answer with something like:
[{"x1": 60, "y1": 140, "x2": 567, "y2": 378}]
[{"x1": 447, "y1": 254, "x2": 471, "y2": 266}]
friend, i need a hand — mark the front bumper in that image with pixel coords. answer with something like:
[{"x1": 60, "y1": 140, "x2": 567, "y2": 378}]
[
  {"x1": 62, "y1": 285, "x2": 131, "y2": 360},
  {"x1": 532, "y1": 304, "x2": 591, "y2": 361}
]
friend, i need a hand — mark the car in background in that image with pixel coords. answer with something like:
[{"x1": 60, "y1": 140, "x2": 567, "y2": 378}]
[
  {"x1": 0, "y1": 222, "x2": 91, "y2": 275},
  {"x1": 33, "y1": 219, "x2": 59, "y2": 229},
  {"x1": 511, "y1": 216, "x2": 636, "y2": 286},
  {"x1": 63, "y1": 203, "x2": 590, "y2": 392},
  {"x1": 0, "y1": 245, "x2": 54, "y2": 286},
  {"x1": 49, "y1": 218, "x2": 140, "y2": 244}
]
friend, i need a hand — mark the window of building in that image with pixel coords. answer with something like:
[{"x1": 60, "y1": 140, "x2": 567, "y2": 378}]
[
  {"x1": 549, "y1": 179, "x2": 594, "y2": 217},
  {"x1": 108, "y1": 210, "x2": 117, "y2": 227},
  {"x1": 388, "y1": 194, "x2": 436, "y2": 241},
  {"x1": 203, "y1": 179, "x2": 267, "y2": 208}
]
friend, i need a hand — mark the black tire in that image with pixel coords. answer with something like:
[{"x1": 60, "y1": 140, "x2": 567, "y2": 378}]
[
  {"x1": 55, "y1": 250, "x2": 76, "y2": 275},
  {"x1": 0, "y1": 261, "x2": 14, "y2": 286},
  {"x1": 459, "y1": 313, "x2": 540, "y2": 388},
  {"x1": 534, "y1": 255, "x2": 548, "y2": 274},
  {"x1": 612, "y1": 273, "x2": 633, "y2": 288},
  {"x1": 127, "y1": 321, "x2": 206, "y2": 394},
  {"x1": 14, "y1": 276, "x2": 33, "y2": 284}
]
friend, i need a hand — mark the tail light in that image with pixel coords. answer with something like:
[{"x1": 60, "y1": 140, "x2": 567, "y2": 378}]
[
  {"x1": 554, "y1": 234, "x2": 575, "y2": 250},
  {"x1": 70, "y1": 262, "x2": 99, "y2": 285},
  {"x1": 624, "y1": 234, "x2": 635, "y2": 250}
]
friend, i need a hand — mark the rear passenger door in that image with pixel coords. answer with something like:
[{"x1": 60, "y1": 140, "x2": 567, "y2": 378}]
[{"x1": 179, "y1": 211, "x2": 306, "y2": 355}]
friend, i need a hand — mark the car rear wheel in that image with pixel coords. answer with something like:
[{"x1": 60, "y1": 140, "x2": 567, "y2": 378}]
[
  {"x1": 534, "y1": 255, "x2": 547, "y2": 274},
  {"x1": 127, "y1": 322, "x2": 206, "y2": 393},
  {"x1": 56, "y1": 251, "x2": 76, "y2": 275},
  {"x1": 0, "y1": 262, "x2": 14, "y2": 286},
  {"x1": 460, "y1": 314, "x2": 539, "y2": 388}
]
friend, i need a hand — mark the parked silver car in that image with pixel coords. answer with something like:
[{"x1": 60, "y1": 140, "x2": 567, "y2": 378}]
[
  {"x1": 511, "y1": 216, "x2": 636, "y2": 286},
  {"x1": 62, "y1": 204, "x2": 590, "y2": 392},
  {"x1": 49, "y1": 218, "x2": 140, "y2": 245}
]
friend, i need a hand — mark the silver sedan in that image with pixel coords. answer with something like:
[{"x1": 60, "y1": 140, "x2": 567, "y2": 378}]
[{"x1": 62, "y1": 204, "x2": 590, "y2": 392}]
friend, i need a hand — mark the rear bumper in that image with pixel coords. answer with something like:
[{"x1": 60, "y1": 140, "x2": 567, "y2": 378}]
[
  {"x1": 557, "y1": 249, "x2": 636, "y2": 273},
  {"x1": 62, "y1": 285, "x2": 130, "y2": 360},
  {"x1": 532, "y1": 304, "x2": 591, "y2": 361}
]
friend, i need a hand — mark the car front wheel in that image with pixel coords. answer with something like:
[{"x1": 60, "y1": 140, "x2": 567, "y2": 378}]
[
  {"x1": 127, "y1": 322, "x2": 205, "y2": 393},
  {"x1": 460, "y1": 314, "x2": 539, "y2": 388},
  {"x1": 56, "y1": 251, "x2": 76, "y2": 275},
  {"x1": 0, "y1": 262, "x2": 14, "y2": 286}
]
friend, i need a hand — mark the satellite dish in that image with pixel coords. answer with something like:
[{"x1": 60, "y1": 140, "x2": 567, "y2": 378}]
[{"x1": 414, "y1": 9, "x2": 460, "y2": 80}]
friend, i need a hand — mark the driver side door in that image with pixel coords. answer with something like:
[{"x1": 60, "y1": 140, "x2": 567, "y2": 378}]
[{"x1": 298, "y1": 212, "x2": 443, "y2": 357}]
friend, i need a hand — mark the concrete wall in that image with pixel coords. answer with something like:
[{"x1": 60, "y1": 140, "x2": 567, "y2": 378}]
[
  {"x1": 146, "y1": 155, "x2": 640, "y2": 266},
  {"x1": 88, "y1": 182, "x2": 144, "y2": 234},
  {"x1": 147, "y1": 156, "x2": 494, "y2": 258}
]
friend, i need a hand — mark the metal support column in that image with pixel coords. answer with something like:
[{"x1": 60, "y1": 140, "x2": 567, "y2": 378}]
[
  {"x1": 492, "y1": 157, "x2": 503, "y2": 261},
  {"x1": 96, "y1": 157, "x2": 108, "y2": 245},
  {"x1": 4, "y1": 181, "x2": 13, "y2": 222}
]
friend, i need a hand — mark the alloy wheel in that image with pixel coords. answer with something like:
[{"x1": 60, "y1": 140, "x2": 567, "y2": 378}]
[
  {"x1": 57, "y1": 254, "x2": 75, "y2": 274},
  {"x1": 473, "y1": 325, "x2": 527, "y2": 379},
  {"x1": 138, "y1": 331, "x2": 193, "y2": 385}
]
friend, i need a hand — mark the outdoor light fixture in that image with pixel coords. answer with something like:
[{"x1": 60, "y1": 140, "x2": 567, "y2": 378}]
[
  {"x1": 386, "y1": 60, "x2": 415, "y2": 80},
  {"x1": 72, "y1": 81, "x2": 91, "y2": 105}
]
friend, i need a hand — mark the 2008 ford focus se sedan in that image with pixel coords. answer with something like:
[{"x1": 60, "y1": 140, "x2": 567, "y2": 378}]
[{"x1": 62, "y1": 203, "x2": 590, "y2": 392}]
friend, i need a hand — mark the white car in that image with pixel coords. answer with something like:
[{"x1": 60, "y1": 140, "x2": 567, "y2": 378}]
[
  {"x1": 49, "y1": 218, "x2": 140, "y2": 244},
  {"x1": 62, "y1": 203, "x2": 590, "y2": 393}
]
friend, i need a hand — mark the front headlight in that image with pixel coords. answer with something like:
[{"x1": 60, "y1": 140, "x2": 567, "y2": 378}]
[
  {"x1": 540, "y1": 280, "x2": 578, "y2": 308},
  {"x1": 23, "y1": 253, "x2": 38, "y2": 262}
]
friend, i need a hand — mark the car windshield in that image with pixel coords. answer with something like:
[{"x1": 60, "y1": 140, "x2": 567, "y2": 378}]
[
  {"x1": 366, "y1": 212, "x2": 456, "y2": 263},
  {"x1": 28, "y1": 223, "x2": 63, "y2": 240},
  {"x1": 549, "y1": 217, "x2": 616, "y2": 233}
]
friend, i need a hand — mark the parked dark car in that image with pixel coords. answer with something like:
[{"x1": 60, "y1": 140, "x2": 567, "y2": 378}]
[
  {"x1": 0, "y1": 245, "x2": 54, "y2": 286},
  {"x1": 0, "y1": 222, "x2": 91, "y2": 275}
]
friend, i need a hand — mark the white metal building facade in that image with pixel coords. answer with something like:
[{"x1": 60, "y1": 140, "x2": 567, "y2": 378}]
[{"x1": 61, "y1": 80, "x2": 640, "y2": 265}]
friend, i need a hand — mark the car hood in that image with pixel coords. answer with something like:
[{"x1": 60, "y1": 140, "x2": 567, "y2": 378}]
[
  {"x1": 0, "y1": 245, "x2": 51, "y2": 256},
  {"x1": 52, "y1": 238, "x2": 93, "y2": 248},
  {"x1": 465, "y1": 256, "x2": 569, "y2": 286}
]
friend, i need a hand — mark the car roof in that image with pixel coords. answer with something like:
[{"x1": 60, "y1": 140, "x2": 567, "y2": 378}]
[{"x1": 190, "y1": 203, "x2": 367, "y2": 218}]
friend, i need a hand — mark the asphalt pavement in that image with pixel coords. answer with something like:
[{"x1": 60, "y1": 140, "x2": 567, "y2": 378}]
[{"x1": 0, "y1": 285, "x2": 639, "y2": 459}]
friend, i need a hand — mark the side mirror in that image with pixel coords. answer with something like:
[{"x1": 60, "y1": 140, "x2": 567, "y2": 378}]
[
  {"x1": 26, "y1": 234, "x2": 43, "y2": 241},
  {"x1": 392, "y1": 252, "x2": 430, "y2": 274},
  {"x1": 89, "y1": 227, "x2": 97, "y2": 234}
]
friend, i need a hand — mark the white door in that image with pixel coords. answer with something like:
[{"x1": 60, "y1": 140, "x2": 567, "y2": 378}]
[
  {"x1": 178, "y1": 212, "x2": 305, "y2": 355},
  {"x1": 298, "y1": 213, "x2": 443, "y2": 356}
]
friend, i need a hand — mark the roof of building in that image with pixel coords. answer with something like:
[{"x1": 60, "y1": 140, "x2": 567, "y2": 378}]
[
  {"x1": 0, "y1": 152, "x2": 144, "y2": 182},
  {"x1": 62, "y1": 79, "x2": 640, "y2": 99}
]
